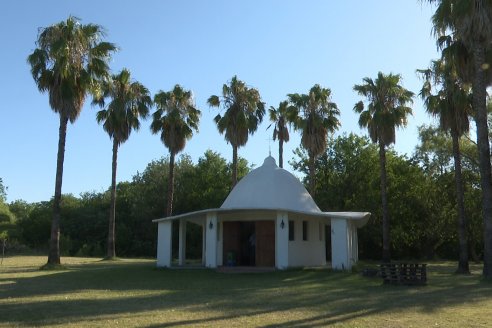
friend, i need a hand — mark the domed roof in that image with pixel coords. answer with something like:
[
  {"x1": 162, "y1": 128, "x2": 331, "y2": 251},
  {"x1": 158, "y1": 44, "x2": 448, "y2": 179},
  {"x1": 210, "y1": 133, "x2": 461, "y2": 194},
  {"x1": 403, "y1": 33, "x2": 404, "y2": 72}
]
[{"x1": 221, "y1": 156, "x2": 321, "y2": 213}]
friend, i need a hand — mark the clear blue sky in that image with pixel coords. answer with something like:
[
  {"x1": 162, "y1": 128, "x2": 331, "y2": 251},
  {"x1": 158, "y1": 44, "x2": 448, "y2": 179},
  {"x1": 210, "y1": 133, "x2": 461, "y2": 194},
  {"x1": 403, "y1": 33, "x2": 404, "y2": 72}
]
[{"x1": 0, "y1": 0, "x2": 439, "y2": 203}]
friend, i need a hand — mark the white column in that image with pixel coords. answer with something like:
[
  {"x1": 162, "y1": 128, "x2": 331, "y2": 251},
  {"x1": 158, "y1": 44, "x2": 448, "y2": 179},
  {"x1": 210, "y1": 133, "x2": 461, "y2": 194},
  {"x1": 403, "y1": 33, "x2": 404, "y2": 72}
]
[
  {"x1": 201, "y1": 221, "x2": 206, "y2": 265},
  {"x1": 217, "y1": 221, "x2": 223, "y2": 266},
  {"x1": 205, "y1": 212, "x2": 217, "y2": 268},
  {"x1": 352, "y1": 223, "x2": 359, "y2": 263},
  {"x1": 157, "y1": 221, "x2": 172, "y2": 267},
  {"x1": 178, "y1": 219, "x2": 187, "y2": 266},
  {"x1": 331, "y1": 218, "x2": 351, "y2": 270},
  {"x1": 276, "y1": 211, "x2": 289, "y2": 269}
]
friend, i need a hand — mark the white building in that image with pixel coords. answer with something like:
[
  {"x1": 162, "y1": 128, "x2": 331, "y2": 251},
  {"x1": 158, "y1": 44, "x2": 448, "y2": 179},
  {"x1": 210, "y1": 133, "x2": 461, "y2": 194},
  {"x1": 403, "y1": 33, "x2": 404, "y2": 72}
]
[{"x1": 154, "y1": 156, "x2": 370, "y2": 270}]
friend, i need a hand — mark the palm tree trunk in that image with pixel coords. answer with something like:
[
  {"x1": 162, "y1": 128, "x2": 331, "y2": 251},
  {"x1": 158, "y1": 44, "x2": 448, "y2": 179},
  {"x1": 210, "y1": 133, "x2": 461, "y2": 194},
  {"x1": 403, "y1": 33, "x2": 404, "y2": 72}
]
[
  {"x1": 452, "y1": 130, "x2": 469, "y2": 274},
  {"x1": 107, "y1": 138, "x2": 118, "y2": 259},
  {"x1": 48, "y1": 114, "x2": 68, "y2": 265},
  {"x1": 167, "y1": 152, "x2": 175, "y2": 217},
  {"x1": 232, "y1": 145, "x2": 238, "y2": 188},
  {"x1": 279, "y1": 139, "x2": 284, "y2": 168},
  {"x1": 309, "y1": 153, "x2": 315, "y2": 196},
  {"x1": 472, "y1": 43, "x2": 492, "y2": 278},
  {"x1": 379, "y1": 142, "x2": 390, "y2": 263}
]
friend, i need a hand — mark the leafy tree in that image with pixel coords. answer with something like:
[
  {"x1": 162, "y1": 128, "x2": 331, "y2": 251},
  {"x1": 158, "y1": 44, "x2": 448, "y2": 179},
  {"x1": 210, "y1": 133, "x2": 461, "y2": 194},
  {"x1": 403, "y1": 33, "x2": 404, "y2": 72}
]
[
  {"x1": 195, "y1": 150, "x2": 232, "y2": 207},
  {"x1": 176, "y1": 150, "x2": 250, "y2": 213},
  {"x1": 17, "y1": 201, "x2": 52, "y2": 250},
  {"x1": 0, "y1": 230, "x2": 7, "y2": 264},
  {"x1": 208, "y1": 76, "x2": 265, "y2": 188},
  {"x1": 418, "y1": 58, "x2": 473, "y2": 273},
  {"x1": 63, "y1": 192, "x2": 108, "y2": 256},
  {"x1": 0, "y1": 178, "x2": 6, "y2": 203},
  {"x1": 426, "y1": 0, "x2": 492, "y2": 278},
  {"x1": 12, "y1": 151, "x2": 249, "y2": 258},
  {"x1": 415, "y1": 125, "x2": 479, "y2": 175},
  {"x1": 268, "y1": 101, "x2": 292, "y2": 168},
  {"x1": 93, "y1": 68, "x2": 151, "y2": 258},
  {"x1": 293, "y1": 133, "x2": 460, "y2": 260},
  {"x1": 415, "y1": 125, "x2": 454, "y2": 175},
  {"x1": 288, "y1": 84, "x2": 340, "y2": 195},
  {"x1": 0, "y1": 203, "x2": 14, "y2": 224},
  {"x1": 9, "y1": 200, "x2": 33, "y2": 222},
  {"x1": 27, "y1": 16, "x2": 116, "y2": 265},
  {"x1": 353, "y1": 72, "x2": 414, "y2": 262},
  {"x1": 151, "y1": 85, "x2": 201, "y2": 216},
  {"x1": 413, "y1": 125, "x2": 483, "y2": 261},
  {"x1": 0, "y1": 199, "x2": 15, "y2": 260}
]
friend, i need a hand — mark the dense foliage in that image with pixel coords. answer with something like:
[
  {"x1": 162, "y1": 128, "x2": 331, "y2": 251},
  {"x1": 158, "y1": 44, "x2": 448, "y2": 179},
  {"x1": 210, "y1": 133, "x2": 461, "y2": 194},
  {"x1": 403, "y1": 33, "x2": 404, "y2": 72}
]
[
  {"x1": 291, "y1": 133, "x2": 482, "y2": 260},
  {"x1": 4, "y1": 151, "x2": 249, "y2": 258},
  {"x1": 2, "y1": 130, "x2": 485, "y2": 262}
]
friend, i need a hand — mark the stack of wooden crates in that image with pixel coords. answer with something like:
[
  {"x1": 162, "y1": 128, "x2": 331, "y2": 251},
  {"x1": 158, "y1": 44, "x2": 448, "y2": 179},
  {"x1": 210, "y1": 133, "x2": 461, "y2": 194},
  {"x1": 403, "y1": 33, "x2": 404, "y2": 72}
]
[{"x1": 380, "y1": 263, "x2": 427, "y2": 286}]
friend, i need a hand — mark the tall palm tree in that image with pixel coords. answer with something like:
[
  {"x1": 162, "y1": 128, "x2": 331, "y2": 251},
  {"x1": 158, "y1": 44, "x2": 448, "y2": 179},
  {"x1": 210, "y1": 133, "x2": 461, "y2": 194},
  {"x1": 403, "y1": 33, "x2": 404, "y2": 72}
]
[
  {"x1": 353, "y1": 72, "x2": 414, "y2": 263},
  {"x1": 92, "y1": 69, "x2": 152, "y2": 259},
  {"x1": 426, "y1": 0, "x2": 492, "y2": 278},
  {"x1": 418, "y1": 59, "x2": 472, "y2": 273},
  {"x1": 268, "y1": 101, "x2": 292, "y2": 168},
  {"x1": 151, "y1": 85, "x2": 200, "y2": 217},
  {"x1": 27, "y1": 16, "x2": 116, "y2": 265},
  {"x1": 288, "y1": 85, "x2": 340, "y2": 196},
  {"x1": 208, "y1": 76, "x2": 265, "y2": 188}
]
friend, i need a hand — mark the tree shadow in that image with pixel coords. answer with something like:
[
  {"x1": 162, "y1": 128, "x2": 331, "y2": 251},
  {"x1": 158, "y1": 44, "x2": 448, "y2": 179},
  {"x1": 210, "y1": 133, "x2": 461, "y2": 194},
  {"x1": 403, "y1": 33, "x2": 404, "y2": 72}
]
[{"x1": 0, "y1": 260, "x2": 490, "y2": 327}]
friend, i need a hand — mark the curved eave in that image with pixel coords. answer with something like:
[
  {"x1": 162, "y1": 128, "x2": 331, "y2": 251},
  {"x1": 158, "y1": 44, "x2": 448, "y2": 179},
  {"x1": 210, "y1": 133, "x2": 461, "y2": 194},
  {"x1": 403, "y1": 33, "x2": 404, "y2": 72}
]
[{"x1": 153, "y1": 208, "x2": 371, "y2": 227}]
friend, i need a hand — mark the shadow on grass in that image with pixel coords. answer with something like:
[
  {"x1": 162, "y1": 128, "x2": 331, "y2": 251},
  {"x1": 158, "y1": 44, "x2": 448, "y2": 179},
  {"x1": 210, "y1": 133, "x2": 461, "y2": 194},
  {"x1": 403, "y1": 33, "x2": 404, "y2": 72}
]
[{"x1": 0, "y1": 260, "x2": 490, "y2": 327}]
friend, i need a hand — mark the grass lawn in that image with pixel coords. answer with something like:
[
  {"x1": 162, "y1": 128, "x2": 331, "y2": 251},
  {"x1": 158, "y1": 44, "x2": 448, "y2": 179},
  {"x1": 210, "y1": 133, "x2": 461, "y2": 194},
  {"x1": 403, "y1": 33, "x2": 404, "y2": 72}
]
[{"x1": 1, "y1": 256, "x2": 491, "y2": 327}]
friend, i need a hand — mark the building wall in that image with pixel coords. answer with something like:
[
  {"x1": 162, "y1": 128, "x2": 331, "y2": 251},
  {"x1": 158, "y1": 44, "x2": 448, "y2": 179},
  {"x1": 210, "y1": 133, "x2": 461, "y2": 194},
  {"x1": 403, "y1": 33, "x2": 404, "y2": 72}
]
[{"x1": 288, "y1": 214, "x2": 327, "y2": 267}]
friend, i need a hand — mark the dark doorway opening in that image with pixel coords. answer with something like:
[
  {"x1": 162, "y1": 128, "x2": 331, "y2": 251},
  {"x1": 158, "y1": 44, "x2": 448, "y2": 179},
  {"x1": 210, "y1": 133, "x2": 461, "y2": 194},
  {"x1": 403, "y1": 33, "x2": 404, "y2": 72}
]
[
  {"x1": 223, "y1": 221, "x2": 275, "y2": 267},
  {"x1": 325, "y1": 225, "x2": 332, "y2": 262},
  {"x1": 240, "y1": 222, "x2": 256, "y2": 266}
]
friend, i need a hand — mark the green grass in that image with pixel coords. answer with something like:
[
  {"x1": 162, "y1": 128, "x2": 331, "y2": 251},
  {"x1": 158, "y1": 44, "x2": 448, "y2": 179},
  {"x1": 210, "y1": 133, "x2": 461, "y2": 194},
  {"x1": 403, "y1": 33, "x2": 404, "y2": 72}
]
[{"x1": 1, "y1": 256, "x2": 491, "y2": 327}]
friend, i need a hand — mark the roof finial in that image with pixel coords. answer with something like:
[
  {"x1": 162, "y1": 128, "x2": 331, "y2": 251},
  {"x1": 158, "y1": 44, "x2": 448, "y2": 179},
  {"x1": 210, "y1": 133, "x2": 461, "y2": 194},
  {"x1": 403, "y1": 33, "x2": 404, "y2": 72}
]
[{"x1": 267, "y1": 136, "x2": 272, "y2": 157}]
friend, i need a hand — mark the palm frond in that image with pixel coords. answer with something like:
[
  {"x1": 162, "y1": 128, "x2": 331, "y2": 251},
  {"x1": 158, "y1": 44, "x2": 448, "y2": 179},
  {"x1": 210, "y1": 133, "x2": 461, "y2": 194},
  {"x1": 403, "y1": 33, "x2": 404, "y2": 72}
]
[
  {"x1": 354, "y1": 71, "x2": 414, "y2": 147},
  {"x1": 94, "y1": 69, "x2": 151, "y2": 145},
  {"x1": 207, "y1": 76, "x2": 264, "y2": 148},
  {"x1": 28, "y1": 16, "x2": 117, "y2": 121},
  {"x1": 152, "y1": 84, "x2": 201, "y2": 154}
]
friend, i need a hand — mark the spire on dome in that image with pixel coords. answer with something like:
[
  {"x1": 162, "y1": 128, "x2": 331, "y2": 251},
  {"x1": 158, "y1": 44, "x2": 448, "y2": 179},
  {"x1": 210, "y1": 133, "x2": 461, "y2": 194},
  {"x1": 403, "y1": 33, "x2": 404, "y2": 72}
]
[
  {"x1": 221, "y1": 155, "x2": 320, "y2": 213},
  {"x1": 263, "y1": 156, "x2": 277, "y2": 167}
]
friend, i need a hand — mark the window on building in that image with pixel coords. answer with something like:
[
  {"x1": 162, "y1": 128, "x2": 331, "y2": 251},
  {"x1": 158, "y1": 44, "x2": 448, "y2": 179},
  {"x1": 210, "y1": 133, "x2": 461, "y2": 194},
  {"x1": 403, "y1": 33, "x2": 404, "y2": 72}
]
[
  {"x1": 302, "y1": 221, "x2": 308, "y2": 241},
  {"x1": 289, "y1": 221, "x2": 294, "y2": 241}
]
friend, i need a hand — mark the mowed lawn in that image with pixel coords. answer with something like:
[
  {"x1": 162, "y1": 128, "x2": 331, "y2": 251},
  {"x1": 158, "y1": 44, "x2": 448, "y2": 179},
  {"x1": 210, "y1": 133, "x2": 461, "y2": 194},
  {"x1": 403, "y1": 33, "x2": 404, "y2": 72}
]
[{"x1": 0, "y1": 256, "x2": 491, "y2": 327}]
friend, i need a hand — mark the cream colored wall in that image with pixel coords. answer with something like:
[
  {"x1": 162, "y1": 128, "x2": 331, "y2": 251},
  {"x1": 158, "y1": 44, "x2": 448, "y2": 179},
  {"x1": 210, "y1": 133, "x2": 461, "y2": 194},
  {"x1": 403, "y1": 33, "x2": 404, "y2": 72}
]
[{"x1": 287, "y1": 214, "x2": 326, "y2": 267}]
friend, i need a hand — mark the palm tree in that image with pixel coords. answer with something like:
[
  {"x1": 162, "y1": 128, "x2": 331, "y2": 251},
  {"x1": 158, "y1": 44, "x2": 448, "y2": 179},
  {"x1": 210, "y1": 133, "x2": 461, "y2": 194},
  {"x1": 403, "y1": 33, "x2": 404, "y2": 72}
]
[
  {"x1": 288, "y1": 85, "x2": 340, "y2": 196},
  {"x1": 151, "y1": 85, "x2": 200, "y2": 217},
  {"x1": 27, "y1": 16, "x2": 116, "y2": 265},
  {"x1": 426, "y1": 0, "x2": 492, "y2": 278},
  {"x1": 353, "y1": 72, "x2": 414, "y2": 263},
  {"x1": 418, "y1": 59, "x2": 472, "y2": 273},
  {"x1": 208, "y1": 76, "x2": 265, "y2": 188},
  {"x1": 268, "y1": 101, "x2": 292, "y2": 168},
  {"x1": 92, "y1": 69, "x2": 152, "y2": 259}
]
